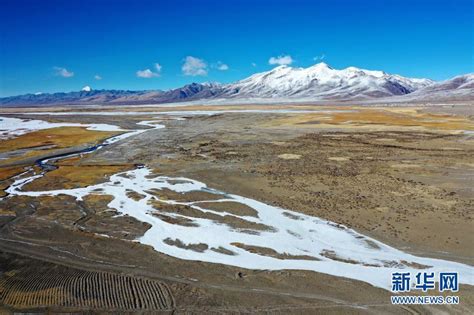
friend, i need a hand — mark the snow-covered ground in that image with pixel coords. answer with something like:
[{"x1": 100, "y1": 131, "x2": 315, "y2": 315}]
[
  {"x1": 6, "y1": 167, "x2": 474, "y2": 290},
  {"x1": 0, "y1": 116, "x2": 124, "y2": 139}
]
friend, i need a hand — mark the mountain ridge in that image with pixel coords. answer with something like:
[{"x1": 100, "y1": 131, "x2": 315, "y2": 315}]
[
  {"x1": 1, "y1": 63, "x2": 471, "y2": 106},
  {"x1": 218, "y1": 63, "x2": 434, "y2": 99}
]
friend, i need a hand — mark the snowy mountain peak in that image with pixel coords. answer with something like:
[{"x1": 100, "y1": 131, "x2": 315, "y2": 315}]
[
  {"x1": 344, "y1": 66, "x2": 386, "y2": 78},
  {"x1": 81, "y1": 86, "x2": 92, "y2": 92},
  {"x1": 309, "y1": 62, "x2": 333, "y2": 70},
  {"x1": 201, "y1": 81, "x2": 222, "y2": 88},
  {"x1": 221, "y1": 63, "x2": 434, "y2": 99}
]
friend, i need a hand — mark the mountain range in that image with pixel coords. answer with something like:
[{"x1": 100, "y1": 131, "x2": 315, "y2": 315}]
[{"x1": 1, "y1": 63, "x2": 472, "y2": 106}]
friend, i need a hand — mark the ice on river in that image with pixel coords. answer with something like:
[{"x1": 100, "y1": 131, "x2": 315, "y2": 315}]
[{"x1": 6, "y1": 167, "x2": 474, "y2": 290}]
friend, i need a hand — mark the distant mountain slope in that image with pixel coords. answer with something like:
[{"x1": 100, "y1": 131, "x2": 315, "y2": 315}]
[
  {"x1": 0, "y1": 83, "x2": 221, "y2": 106},
  {"x1": 2, "y1": 63, "x2": 472, "y2": 106},
  {"x1": 107, "y1": 83, "x2": 222, "y2": 105},
  {"x1": 394, "y1": 74, "x2": 474, "y2": 102},
  {"x1": 0, "y1": 90, "x2": 147, "y2": 106}
]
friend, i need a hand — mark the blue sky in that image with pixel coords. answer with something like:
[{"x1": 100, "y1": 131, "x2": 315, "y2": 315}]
[{"x1": 0, "y1": 0, "x2": 472, "y2": 96}]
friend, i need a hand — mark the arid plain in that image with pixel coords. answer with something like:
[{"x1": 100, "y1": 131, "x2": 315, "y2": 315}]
[{"x1": 0, "y1": 103, "x2": 473, "y2": 313}]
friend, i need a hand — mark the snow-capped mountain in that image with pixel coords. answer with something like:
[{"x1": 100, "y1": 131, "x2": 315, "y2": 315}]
[
  {"x1": 395, "y1": 74, "x2": 474, "y2": 101},
  {"x1": 220, "y1": 63, "x2": 433, "y2": 99},
  {"x1": 1, "y1": 63, "x2": 472, "y2": 106}
]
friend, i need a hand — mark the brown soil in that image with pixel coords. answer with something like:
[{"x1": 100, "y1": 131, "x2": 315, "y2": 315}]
[
  {"x1": 0, "y1": 251, "x2": 175, "y2": 312},
  {"x1": 193, "y1": 201, "x2": 258, "y2": 217},
  {"x1": 149, "y1": 200, "x2": 275, "y2": 232},
  {"x1": 146, "y1": 188, "x2": 224, "y2": 202},
  {"x1": 231, "y1": 242, "x2": 320, "y2": 261}
]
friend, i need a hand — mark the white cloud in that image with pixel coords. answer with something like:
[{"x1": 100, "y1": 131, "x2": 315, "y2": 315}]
[
  {"x1": 268, "y1": 55, "x2": 293, "y2": 66},
  {"x1": 212, "y1": 61, "x2": 229, "y2": 71},
  {"x1": 136, "y1": 69, "x2": 158, "y2": 78},
  {"x1": 54, "y1": 66, "x2": 74, "y2": 78},
  {"x1": 217, "y1": 62, "x2": 229, "y2": 71},
  {"x1": 94, "y1": 74, "x2": 102, "y2": 80},
  {"x1": 136, "y1": 63, "x2": 162, "y2": 78},
  {"x1": 182, "y1": 56, "x2": 208, "y2": 76},
  {"x1": 313, "y1": 54, "x2": 326, "y2": 61}
]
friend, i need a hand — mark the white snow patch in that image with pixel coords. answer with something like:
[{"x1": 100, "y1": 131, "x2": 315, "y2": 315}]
[
  {"x1": 0, "y1": 116, "x2": 123, "y2": 139},
  {"x1": 6, "y1": 167, "x2": 474, "y2": 291}
]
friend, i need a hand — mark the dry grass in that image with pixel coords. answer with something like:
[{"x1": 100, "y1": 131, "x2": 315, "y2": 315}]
[
  {"x1": 266, "y1": 108, "x2": 474, "y2": 132},
  {"x1": 23, "y1": 164, "x2": 132, "y2": 191},
  {"x1": 0, "y1": 127, "x2": 119, "y2": 153},
  {"x1": 231, "y1": 242, "x2": 320, "y2": 261},
  {"x1": 0, "y1": 166, "x2": 26, "y2": 198},
  {"x1": 0, "y1": 127, "x2": 121, "y2": 166},
  {"x1": 0, "y1": 166, "x2": 25, "y2": 181},
  {"x1": 193, "y1": 201, "x2": 258, "y2": 217}
]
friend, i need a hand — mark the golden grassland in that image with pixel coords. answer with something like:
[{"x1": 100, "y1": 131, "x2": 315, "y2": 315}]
[
  {"x1": 265, "y1": 107, "x2": 474, "y2": 132},
  {"x1": 0, "y1": 127, "x2": 124, "y2": 194},
  {"x1": 0, "y1": 166, "x2": 25, "y2": 181},
  {"x1": 23, "y1": 163, "x2": 133, "y2": 191},
  {"x1": 0, "y1": 166, "x2": 26, "y2": 198},
  {"x1": 0, "y1": 127, "x2": 121, "y2": 167},
  {"x1": 0, "y1": 127, "x2": 120, "y2": 153}
]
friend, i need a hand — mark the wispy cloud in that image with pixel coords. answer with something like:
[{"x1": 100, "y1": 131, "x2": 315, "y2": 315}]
[
  {"x1": 53, "y1": 66, "x2": 74, "y2": 78},
  {"x1": 136, "y1": 63, "x2": 162, "y2": 78},
  {"x1": 216, "y1": 62, "x2": 229, "y2": 71},
  {"x1": 94, "y1": 74, "x2": 102, "y2": 80},
  {"x1": 313, "y1": 54, "x2": 326, "y2": 61},
  {"x1": 182, "y1": 56, "x2": 208, "y2": 76},
  {"x1": 268, "y1": 55, "x2": 293, "y2": 66},
  {"x1": 251, "y1": 62, "x2": 257, "y2": 67},
  {"x1": 211, "y1": 61, "x2": 229, "y2": 71},
  {"x1": 154, "y1": 63, "x2": 162, "y2": 73},
  {"x1": 136, "y1": 69, "x2": 159, "y2": 78}
]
